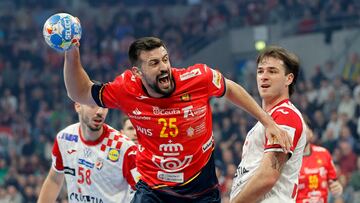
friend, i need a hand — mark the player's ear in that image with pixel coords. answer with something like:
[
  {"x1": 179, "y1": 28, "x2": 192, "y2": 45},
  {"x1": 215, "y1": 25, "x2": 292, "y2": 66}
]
[
  {"x1": 286, "y1": 73, "x2": 294, "y2": 86},
  {"x1": 132, "y1": 66, "x2": 142, "y2": 77},
  {"x1": 74, "y1": 102, "x2": 81, "y2": 113}
]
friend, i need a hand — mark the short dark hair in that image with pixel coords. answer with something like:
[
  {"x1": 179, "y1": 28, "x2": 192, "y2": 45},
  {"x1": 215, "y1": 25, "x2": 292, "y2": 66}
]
[
  {"x1": 256, "y1": 46, "x2": 300, "y2": 96},
  {"x1": 128, "y1": 37, "x2": 167, "y2": 67}
]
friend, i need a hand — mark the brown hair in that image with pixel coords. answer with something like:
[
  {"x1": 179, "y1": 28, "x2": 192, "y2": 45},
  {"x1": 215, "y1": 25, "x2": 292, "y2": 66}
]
[
  {"x1": 256, "y1": 46, "x2": 300, "y2": 96},
  {"x1": 128, "y1": 37, "x2": 167, "y2": 67}
]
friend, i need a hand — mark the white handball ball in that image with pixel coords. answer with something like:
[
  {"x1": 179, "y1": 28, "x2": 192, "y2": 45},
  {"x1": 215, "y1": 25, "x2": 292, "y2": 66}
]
[{"x1": 42, "y1": 13, "x2": 82, "y2": 52}]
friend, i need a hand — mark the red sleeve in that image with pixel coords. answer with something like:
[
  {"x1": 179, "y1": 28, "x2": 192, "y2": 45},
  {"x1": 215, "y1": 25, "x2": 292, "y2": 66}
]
[
  {"x1": 326, "y1": 150, "x2": 338, "y2": 180},
  {"x1": 92, "y1": 71, "x2": 131, "y2": 109},
  {"x1": 122, "y1": 145, "x2": 140, "y2": 190},
  {"x1": 52, "y1": 138, "x2": 64, "y2": 171},
  {"x1": 203, "y1": 64, "x2": 226, "y2": 98},
  {"x1": 265, "y1": 107, "x2": 303, "y2": 153}
]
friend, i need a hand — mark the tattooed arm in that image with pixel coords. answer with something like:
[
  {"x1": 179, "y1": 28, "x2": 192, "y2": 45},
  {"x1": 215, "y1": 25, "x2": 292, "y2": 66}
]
[{"x1": 231, "y1": 152, "x2": 289, "y2": 203}]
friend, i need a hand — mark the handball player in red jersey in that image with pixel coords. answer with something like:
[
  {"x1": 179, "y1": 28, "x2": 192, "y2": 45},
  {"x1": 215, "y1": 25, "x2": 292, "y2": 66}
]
[
  {"x1": 296, "y1": 124, "x2": 343, "y2": 203},
  {"x1": 63, "y1": 36, "x2": 291, "y2": 202}
]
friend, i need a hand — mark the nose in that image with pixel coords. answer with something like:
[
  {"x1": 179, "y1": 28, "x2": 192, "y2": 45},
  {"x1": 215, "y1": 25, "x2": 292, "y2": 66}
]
[
  {"x1": 159, "y1": 61, "x2": 168, "y2": 72},
  {"x1": 96, "y1": 107, "x2": 107, "y2": 115}
]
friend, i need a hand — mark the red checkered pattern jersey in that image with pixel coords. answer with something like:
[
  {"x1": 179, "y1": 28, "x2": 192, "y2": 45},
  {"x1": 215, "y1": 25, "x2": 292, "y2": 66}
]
[
  {"x1": 52, "y1": 123, "x2": 139, "y2": 203},
  {"x1": 296, "y1": 144, "x2": 337, "y2": 203},
  {"x1": 94, "y1": 64, "x2": 225, "y2": 187}
]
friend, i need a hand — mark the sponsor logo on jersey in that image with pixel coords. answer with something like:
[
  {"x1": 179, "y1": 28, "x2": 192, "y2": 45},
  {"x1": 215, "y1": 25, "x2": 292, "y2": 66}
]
[
  {"x1": 69, "y1": 192, "x2": 104, "y2": 203},
  {"x1": 78, "y1": 159, "x2": 94, "y2": 168},
  {"x1": 180, "y1": 93, "x2": 191, "y2": 102},
  {"x1": 182, "y1": 105, "x2": 207, "y2": 119},
  {"x1": 182, "y1": 105, "x2": 194, "y2": 118},
  {"x1": 186, "y1": 127, "x2": 194, "y2": 137},
  {"x1": 159, "y1": 142, "x2": 184, "y2": 156},
  {"x1": 179, "y1": 68, "x2": 201, "y2": 81},
  {"x1": 129, "y1": 109, "x2": 151, "y2": 120},
  {"x1": 64, "y1": 166, "x2": 75, "y2": 176},
  {"x1": 67, "y1": 149, "x2": 77, "y2": 154},
  {"x1": 152, "y1": 154, "x2": 193, "y2": 172},
  {"x1": 83, "y1": 148, "x2": 92, "y2": 158},
  {"x1": 132, "y1": 108, "x2": 142, "y2": 115},
  {"x1": 95, "y1": 158, "x2": 103, "y2": 170},
  {"x1": 107, "y1": 148, "x2": 120, "y2": 162},
  {"x1": 157, "y1": 171, "x2": 184, "y2": 183},
  {"x1": 202, "y1": 136, "x2": 213, "y2": 152},
  {"x1": 60, "y1": 133, "x2": 78, "y2": 142},
  {"x1": 153, "y1": 106, "x2": 181, "y2": 116},
  {"x1": 211, "y1": 69, "x2": 222, "y2": 89},
  {"x1": 276, "y1": 109, "x2": 289, "y2": 114},
  {"x1": 136, "y1": 126, "x2": 153, "y2": 136},
  {"x1": 234, "y1": 166, "x2": 249, "y2": 178},
  {"x1": 136, "y1": 95, "x2": 149, "y2": 100}
]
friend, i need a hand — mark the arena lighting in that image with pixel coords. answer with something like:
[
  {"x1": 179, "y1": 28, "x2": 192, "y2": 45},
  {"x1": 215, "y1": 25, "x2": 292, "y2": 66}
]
[{"x1": 255, "y1": 40, "x2": 266, "y2": 51}]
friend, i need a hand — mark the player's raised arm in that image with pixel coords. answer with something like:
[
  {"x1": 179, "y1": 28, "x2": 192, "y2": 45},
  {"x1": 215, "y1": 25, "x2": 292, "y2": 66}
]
[
  {"x1": 224, "y1": 78, "x2": 292, "y2": 152},
  {"x1": 64, "y1": 46, "x2": 96, "y2": 105}
]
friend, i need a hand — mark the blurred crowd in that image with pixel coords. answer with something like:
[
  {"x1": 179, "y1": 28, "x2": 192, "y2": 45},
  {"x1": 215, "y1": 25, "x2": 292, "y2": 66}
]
[{"x1": 0, "y1": 0, "x2": 360, "y2": 202}]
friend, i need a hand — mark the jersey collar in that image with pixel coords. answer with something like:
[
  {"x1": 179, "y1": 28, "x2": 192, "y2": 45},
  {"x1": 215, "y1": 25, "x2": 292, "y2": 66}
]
[{"x1": 79, "y1": 124, "x2": 108, "y2": 146}]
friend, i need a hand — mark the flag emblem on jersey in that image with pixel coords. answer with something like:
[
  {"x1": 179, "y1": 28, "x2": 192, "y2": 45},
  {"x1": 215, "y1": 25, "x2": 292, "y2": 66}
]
[
  {"x1": 180, "y1": 93, "x2": 191, "y2": 102},
  {"x1": 107, "y1": 148, "x2": 120, "y2": 162},
  {"x1": 95, "y1": 158, "x2": 103, "y2": 170}
]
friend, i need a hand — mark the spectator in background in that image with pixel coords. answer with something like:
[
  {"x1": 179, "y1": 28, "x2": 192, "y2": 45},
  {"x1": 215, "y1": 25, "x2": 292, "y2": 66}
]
[
  {"x1": 297, "y1": 123, "x2": 343, "y2": 203},
  {"x1": 121, "y1": 116, "x2": 138, "y2": 145},
  {"x1": 338, "y1": 140, "x2": 357, "y2": 178},
  {"x1": 349, "y1": 156, "x2": 360, "y2": 202},
  {"x1": 343, "y1": 52, "x2": 360, "y2": 83}
]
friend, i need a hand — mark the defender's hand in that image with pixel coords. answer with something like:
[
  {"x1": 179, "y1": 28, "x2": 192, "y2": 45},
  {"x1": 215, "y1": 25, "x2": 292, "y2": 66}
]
[
  {"x1": 265, "y1": 123, "x2": 292, "y2": 153},
  {"x1": 329, "y1": 180, "x2": 343, "y2": 197}
]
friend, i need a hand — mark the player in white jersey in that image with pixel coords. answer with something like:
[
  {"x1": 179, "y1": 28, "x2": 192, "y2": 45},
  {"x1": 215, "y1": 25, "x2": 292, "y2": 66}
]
[
  {"x1": 38, "y1": 103, "x2": 139, "y2": 203},
  {"x1": 230, "y1": 46, "x2": 306, "y2": 203}
]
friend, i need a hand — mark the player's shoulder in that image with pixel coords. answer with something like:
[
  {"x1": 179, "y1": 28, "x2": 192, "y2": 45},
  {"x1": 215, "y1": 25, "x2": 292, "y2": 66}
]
[
  {"x1": 311, "y1": 144, "x2": 329, "y2": 153},
  {"x1": 272, "y1": 100, "x2": 302, "y2": 118},
  {"x1": 174, "y1": 63, "x2": 219, "y2": 84},
  {"x1": 104, "y1": 124, "x2": 136, "y2": 147},
  {"x1": 56, "y1": 123, "x2": 80, "y2": 140},
  {"x1": 113, "y1": 69, "x2": 136, "y2": 82}
]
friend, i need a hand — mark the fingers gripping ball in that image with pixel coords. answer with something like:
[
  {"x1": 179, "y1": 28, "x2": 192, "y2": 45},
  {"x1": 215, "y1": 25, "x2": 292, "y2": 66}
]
[{"x1": 43, "y1": 13, "x2": 81, "y2": 52}]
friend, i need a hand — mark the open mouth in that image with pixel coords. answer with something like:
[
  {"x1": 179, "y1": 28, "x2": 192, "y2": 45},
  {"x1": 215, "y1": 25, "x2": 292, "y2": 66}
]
[
  {"x1": 261, "y1": 84, "x2": 270, "y2": 88},
  {"x1": 158, "y1": 73, "x2": 170, "y2": 88},
  {"x1": 93, "y1": 118, "x2": 103, "y2": 125}
]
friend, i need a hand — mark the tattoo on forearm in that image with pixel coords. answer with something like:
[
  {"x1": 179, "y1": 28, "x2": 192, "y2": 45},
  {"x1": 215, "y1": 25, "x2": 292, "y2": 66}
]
[{"x1": 270, "y1": 154, "x2": 284, "y2": 172}]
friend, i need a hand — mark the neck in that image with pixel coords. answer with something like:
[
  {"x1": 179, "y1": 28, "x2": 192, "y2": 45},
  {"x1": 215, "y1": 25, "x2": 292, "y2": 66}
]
[
  {"x1": 262, "y1": 95, "x2": 288, "y2": 112},
  {"x1": 303, "y1": 143, "x2": 311, "y2": 155},
  {"x1": 80, "y1": 124, "x2": 103, "y2": 141}
]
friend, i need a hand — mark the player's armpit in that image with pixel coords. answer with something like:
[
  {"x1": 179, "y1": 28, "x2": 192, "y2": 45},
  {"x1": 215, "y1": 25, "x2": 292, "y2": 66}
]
[{"x1": 265, "y1": 151, "x2": 289, "y2": 173}]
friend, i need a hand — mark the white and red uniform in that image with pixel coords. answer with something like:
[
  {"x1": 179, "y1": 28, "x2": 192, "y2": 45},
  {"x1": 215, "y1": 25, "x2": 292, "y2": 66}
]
[
  {"x1": 296, "y1": 144, "x2": 337, "y2": 203},
  {"x1": 52, "y1": 123, "x2": 139, "y2": 203},
  {"x1": 230, "y1": 99, "x2": 306, "y2": 202},
  {"x1": 93, "y1": 64, "x2": 225, "y2": 187}
]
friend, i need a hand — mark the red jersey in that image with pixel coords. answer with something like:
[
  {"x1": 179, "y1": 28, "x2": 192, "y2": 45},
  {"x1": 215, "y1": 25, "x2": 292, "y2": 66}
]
[
  {"x1": 93, "y1": 64, "x2": 225, "y2": 187},
  {"x1": 296, "y1": 144, "x2": 337, "y2": 203}
]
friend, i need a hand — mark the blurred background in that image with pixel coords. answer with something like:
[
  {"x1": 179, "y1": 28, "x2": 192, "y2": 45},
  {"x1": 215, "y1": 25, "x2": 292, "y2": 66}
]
[{"x1": 0, "y1": 0, "x2": 360, "y2": 202}]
